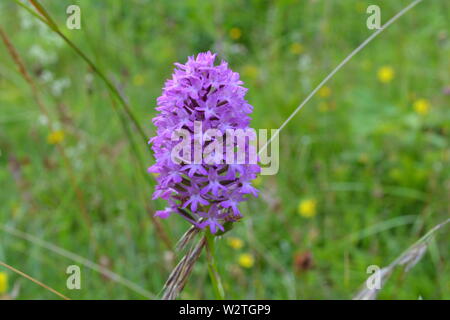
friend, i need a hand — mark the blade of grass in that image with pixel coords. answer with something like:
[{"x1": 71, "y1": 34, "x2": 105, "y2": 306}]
[
  {"x1": 259, "y1": 0, "x2": 424, "y2": 155},
  {"x1": 353, "y1": 218, "x2": 450, "y2": 300},
  {"x1": 13, "y1": 0, "x2": 50, "y2": 26},
  {"x1": 205, "y1": 232, "x2": 225, "y2": 300},
  {"x1": 0, "y1": 260, "x2": 70, "y2": 300},
  {"x1": 347, "y1": 215, "x2": 418, "y2": 242},
  {"x1": 28, "y1": 0, "x2": 58, "y2": 30},
  {"x1": 0, "y1": 224, "x2": 156, "y2": 299}
]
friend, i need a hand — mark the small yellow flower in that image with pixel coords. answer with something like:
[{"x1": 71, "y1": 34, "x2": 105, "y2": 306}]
[
  {"x1": 133, "y1": 74, "x2": 145, "y2": 87},
  {"x1": 318, "y1": 86, "x2": 331, "y2": 98},
  {"x1": 229, "y1": 27, "x2": 242, "y2": 40},
  {"x1": 413, "y1": 98, "x2": 430, "y2": 115},
  {"x1": 227, "y1": 237, "x2": 244, "y2": 250},
  {"x1": 47, "y1": 130, "x2": 65, "y2": 145},
  {"x1": 298, "y1": 199, "x2": 317, "y2": 218},
  {"x1": 238, "y1": 253, "x2": 254, "y2": 269},
  {"x1": 289, "y1": 42, "x2": 304, "y2": 55},
  {"x1": 377, "y1": 66, "x2": 395, "y2": 83},
  {"x1": 0, "y1": 272, "x2": 8, "y2": 294}
]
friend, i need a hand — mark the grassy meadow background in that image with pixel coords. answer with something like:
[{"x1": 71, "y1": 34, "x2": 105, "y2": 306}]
[{"x1": 0, "y1": 0, "x2": 449, "y2": 299}]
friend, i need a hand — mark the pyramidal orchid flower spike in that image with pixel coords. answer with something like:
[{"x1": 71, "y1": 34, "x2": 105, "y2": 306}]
[{"x1": 149, "y1": 52, "x2": 260, "y2": 234}]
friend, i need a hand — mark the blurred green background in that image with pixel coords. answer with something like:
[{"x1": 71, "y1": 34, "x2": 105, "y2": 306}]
[{"x1": 0, "y1": 0, "x2": 449, "y2": 299}]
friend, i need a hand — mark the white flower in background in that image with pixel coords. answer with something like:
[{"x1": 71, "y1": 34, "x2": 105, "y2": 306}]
[
  {"x1": 38, "y1": 115, "x2": 49, "y2": 126},
  {"x1": 215, "y1": 42, "x2": 247, "y2": 57},
  {"x1": 29, "y1": 45, "x2": 57, "y2": 65},
  {"x1": 67, "y1": 143, "x2": 86, "y2": 170},
  {"x1": 40, "y1": 71, "x2": 71, "y2": 97},
  {"x1": 85, "y1": 73, "x2": 94, "y2": 85},
  {"x1": 40, "y1": 70, "x2": 54, "y2": 83},
  {"x1": 38, "y1": 26, "x2": 63, "y2": 47},
  {"x1": 67, "y1": 143, "x2": 86, "y2": 159},
  {"x1": 298, "y1": 54, "x2": 312, "y2": 91},
  {"x1": 51, "y1": 78, "x2": 71, "y2": 96},
  {"x1": 19, "y1": 9, "x2": 34, "y2": 29},
  {"x1": 298, "y1": 54, "x2": 312, "y2": 71},
  {"x1": 229, "y1": 43, "x2": 247, "y2": 54},
  {"x1": 19, "y1": 8, "x2": 63, "y2": 46}
]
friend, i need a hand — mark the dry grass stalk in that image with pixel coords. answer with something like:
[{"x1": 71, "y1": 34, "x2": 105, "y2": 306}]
[
  {"x1": 353, "y1": 218, "x2": 450, "y2": 300},
  {"x1": 0, "y1": 261, "x2": 70, "y2": 300},
  {"x1": 161, "y1": 235, "x2": 206, "y2": 300},
  {"x1": 175, "y1": 225, "x2": 201, "y2": 252}
]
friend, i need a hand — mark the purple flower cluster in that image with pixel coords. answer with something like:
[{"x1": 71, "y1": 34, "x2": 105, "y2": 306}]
[{"x1": 149, "y1": 52, "x2": 260, "y2": 233}]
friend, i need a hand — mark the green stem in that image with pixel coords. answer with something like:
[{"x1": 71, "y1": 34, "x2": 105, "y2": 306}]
[{"x1": 205, "y1": 232, "x2": 225, "y2": 300}]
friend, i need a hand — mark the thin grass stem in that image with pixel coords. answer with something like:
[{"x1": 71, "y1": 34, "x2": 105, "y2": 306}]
[{"x1": 0, "y1": 260, "x2": 70, "y2": 300}]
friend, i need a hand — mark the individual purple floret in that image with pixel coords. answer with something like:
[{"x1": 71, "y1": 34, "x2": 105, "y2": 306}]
[{"x1": 149, "y1": 51, "x2": 260, "y2": 233}]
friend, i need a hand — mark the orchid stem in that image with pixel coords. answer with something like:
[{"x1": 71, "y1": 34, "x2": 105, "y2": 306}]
[{"x1": 205, "y1": 232, "x2": 225, "y2": 300}]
